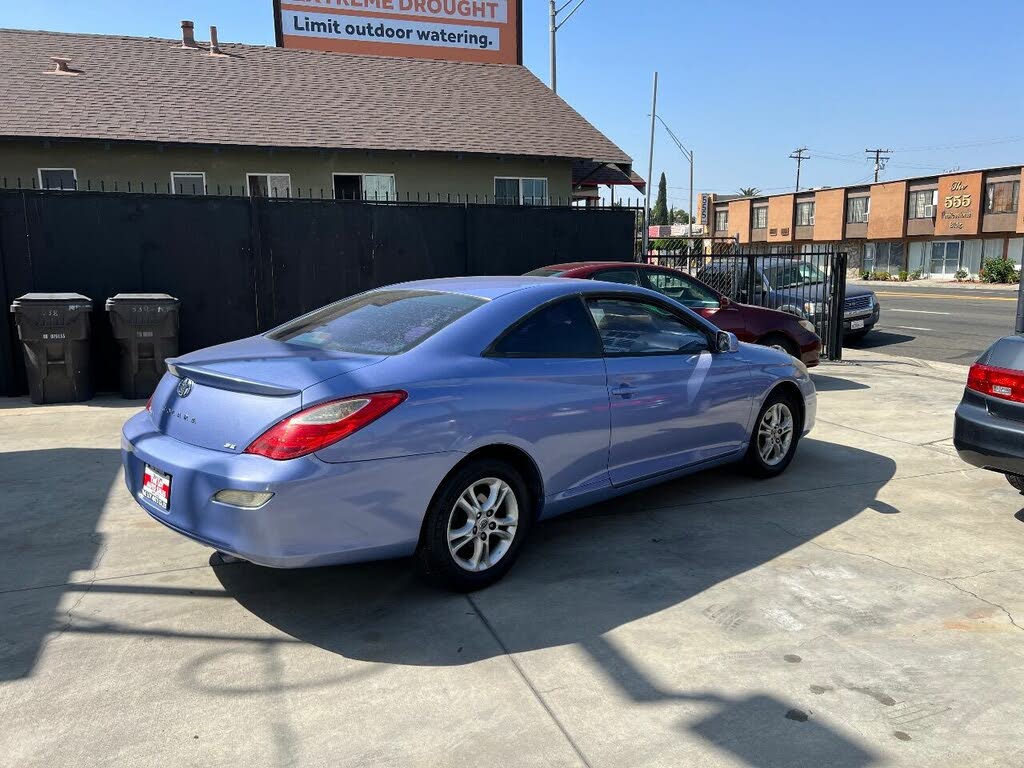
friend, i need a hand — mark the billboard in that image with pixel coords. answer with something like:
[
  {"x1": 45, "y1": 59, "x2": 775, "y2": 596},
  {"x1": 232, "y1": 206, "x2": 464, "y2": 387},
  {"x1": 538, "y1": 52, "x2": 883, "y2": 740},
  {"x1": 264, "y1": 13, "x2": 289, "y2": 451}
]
[{"x1": 273, "y1": 0, "x2": 522, "y2": 64}]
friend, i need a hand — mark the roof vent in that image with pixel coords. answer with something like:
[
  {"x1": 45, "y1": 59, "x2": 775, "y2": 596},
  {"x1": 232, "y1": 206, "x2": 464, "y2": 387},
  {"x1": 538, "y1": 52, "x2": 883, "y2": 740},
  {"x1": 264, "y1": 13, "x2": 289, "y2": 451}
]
[
  {"x1": 209, "y1": 26, "x2": 223, "y2": 56},
  {"x1": 181, "y1": 20, "x2": 198, "y2": 48},
  {"x1": 48, "y1": 56, "x2": 79, "y2": 76}
]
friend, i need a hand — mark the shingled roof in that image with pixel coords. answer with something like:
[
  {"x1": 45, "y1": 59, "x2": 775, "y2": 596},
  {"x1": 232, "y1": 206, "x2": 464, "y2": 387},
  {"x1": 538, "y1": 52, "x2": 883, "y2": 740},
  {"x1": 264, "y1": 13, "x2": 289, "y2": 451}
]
[{"x1": 0, "y1": 28, "x2": 631, "y2": 165}]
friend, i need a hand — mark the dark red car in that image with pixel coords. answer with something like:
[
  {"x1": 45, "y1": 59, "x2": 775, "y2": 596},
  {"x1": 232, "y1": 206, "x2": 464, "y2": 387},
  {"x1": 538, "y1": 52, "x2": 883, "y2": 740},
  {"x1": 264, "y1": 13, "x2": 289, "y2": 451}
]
[{"x1": 526, "y1": 262, "x2": 821, "y2": 367}]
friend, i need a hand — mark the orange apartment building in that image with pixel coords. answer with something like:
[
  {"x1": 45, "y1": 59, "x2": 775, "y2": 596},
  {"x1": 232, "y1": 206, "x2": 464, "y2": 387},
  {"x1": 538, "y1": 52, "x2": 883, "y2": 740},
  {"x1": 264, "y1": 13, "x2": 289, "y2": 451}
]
[{"x1": 706, "y1": 165, "x2": 1024, "y2": 279}]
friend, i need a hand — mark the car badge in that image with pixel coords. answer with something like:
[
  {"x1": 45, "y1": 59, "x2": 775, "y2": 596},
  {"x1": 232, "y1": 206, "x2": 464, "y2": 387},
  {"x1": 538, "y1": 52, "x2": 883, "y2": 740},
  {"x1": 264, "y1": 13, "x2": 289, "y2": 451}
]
[{"x1": 177, "y1": 378, "x2": 195, "y2": 398}]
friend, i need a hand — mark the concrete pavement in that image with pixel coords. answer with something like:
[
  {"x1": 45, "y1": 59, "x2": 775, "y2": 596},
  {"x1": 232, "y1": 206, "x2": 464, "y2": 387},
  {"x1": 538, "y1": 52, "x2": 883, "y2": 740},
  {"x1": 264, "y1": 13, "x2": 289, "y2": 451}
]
[{"x1": 2, "y1": 352, "x2": 1024, "y2": 767}]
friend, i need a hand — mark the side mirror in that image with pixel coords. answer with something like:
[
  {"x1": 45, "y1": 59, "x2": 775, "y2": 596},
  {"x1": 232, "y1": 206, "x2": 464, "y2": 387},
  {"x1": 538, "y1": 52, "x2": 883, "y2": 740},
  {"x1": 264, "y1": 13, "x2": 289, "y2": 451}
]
[{"x1": 716, "y1": 331, "x2": 739, "y2": 354}]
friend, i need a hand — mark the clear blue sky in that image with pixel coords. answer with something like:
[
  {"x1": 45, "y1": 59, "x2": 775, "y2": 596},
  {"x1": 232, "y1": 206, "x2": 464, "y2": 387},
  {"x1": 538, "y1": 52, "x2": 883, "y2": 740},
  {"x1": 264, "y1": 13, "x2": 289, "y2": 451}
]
[{"x1": 7, "y1": 1, "x2": 1024, "y2": 211}]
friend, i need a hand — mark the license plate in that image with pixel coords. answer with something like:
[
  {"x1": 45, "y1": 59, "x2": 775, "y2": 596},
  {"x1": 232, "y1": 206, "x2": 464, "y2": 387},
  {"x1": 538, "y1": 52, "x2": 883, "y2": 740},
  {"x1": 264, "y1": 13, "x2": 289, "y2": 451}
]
[
  {"x1": 851, "y1": 319, "x2": 865, "y2": 330},
  {"x1": 142, "y1": 464, "x2": 171, "y2": 510}
]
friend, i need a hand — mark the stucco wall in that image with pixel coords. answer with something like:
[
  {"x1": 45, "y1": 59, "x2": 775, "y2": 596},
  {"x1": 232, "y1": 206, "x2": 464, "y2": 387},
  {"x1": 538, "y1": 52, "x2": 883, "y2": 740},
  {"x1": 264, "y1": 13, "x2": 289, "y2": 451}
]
[{"x1": 0, "y1": 139, "x2": 574, "y2": 202}]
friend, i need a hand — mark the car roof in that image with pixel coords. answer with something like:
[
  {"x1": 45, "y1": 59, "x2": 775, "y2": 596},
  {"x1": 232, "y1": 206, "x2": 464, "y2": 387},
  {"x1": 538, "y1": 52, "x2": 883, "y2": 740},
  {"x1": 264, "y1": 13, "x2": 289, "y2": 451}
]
[
  {"x1": 389, "y1": 275, "x2": 599, "y2": 300},
  {"x1": 542, "y1": 261, "x2": 648, "y2": 272}
]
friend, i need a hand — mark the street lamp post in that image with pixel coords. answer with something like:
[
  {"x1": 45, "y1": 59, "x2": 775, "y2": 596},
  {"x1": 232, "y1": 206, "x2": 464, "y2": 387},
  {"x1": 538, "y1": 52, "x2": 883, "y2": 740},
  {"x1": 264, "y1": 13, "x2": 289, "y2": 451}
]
[
  {"x1": 549, "y1": 0, "x2": 591, "y2": 94},
  {"x1": 656, "y1": 116, "x2": 695, "y2": 235}
]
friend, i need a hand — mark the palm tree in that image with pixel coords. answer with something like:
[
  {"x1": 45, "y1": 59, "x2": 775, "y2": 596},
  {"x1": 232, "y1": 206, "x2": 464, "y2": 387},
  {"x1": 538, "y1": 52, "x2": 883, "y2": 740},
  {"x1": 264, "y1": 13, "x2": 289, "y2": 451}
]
[{"x1": 738, "y1": 187, "x2": 761, "y2": 197}]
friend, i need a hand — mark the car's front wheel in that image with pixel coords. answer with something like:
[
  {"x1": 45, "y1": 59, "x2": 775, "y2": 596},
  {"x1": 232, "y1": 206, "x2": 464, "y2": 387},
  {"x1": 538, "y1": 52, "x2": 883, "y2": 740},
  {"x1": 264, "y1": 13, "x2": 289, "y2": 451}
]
[
  {"x1": 1007, "y1": 474, "x2": 1024, "y2": 494},
  {"x1": 760, "y1": 334, "x2": 799, "y2": 359},
  {"x1": 418, "y1": 459, "x2": 533, "y2": 591},
  {"x1": 744, "y1": 390, "x2": 801, "y2": 478}
]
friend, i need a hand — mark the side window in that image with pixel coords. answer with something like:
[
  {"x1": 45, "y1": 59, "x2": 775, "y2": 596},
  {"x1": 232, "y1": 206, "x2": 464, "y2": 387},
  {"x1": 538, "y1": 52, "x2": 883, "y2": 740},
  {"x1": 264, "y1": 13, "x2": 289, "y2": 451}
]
[
  {"x1": 593, "y1": 268, "x2": 641, "y2": 286},
  {"x1": 645, "y1": 271, "x2": 721, "y2": 309},
  {"x1": 587, "y1": 298, "x2": 709, "y2": 356},
  {"x1": 490, "y1": 297, "x2": 602, "y2": 359}
]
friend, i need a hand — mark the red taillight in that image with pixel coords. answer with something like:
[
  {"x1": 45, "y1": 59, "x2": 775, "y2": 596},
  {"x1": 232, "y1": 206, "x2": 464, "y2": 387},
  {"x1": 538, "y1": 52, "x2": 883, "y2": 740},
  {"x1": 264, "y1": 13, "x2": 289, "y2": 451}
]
[
  {"x1": 967, "y1": 363, "x2": 1024, "y2": 404},
  {"x1": 245, "y1": 392, "x2": 407, "y2": 461}
]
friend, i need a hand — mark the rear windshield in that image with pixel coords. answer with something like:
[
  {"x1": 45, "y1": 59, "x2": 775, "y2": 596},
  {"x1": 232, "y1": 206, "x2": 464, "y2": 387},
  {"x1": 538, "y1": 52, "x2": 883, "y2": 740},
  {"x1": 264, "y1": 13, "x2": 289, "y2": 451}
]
[
  {"x1": 268, "y1": 290, "x2": 487, "y2": 355},
  {"x1": 524, "y1": 268, "x2": 565, "y2": 277},
  {"x1": 981, "y1": 337, "x2": 1024, "y2": 369}
]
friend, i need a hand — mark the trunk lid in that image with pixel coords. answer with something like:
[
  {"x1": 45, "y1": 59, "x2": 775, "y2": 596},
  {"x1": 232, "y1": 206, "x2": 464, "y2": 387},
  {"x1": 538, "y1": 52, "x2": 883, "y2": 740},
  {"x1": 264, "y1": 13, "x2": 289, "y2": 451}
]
[{"x1": 151, "y1": 336, "x2": 383, "y2": 452}]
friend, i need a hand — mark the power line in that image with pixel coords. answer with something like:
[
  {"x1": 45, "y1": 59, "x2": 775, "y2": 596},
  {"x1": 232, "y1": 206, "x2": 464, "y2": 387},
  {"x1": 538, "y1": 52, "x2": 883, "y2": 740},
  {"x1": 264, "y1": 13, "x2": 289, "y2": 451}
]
[{"x1": 789, "y1": 147, "x2": 809, "y2": 192}]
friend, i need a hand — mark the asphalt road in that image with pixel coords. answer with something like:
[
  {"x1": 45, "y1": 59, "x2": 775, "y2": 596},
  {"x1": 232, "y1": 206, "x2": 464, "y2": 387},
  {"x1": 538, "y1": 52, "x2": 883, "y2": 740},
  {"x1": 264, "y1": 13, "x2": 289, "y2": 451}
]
[{"x1": 845, "y1": 283, "x2": 1020, "y2": 365}]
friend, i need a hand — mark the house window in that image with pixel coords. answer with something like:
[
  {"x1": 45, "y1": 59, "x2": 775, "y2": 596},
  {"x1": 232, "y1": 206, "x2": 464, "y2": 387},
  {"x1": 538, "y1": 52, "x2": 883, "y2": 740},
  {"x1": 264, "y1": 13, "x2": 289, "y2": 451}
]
[
  {"x1": 495, "y1": 177, "x2": 549, "y2": 205},
  {"x1": 752, "y1": 207, "x2": 768, "y2": 229},
  {"x1": 247, "y1": 173, "x2": 291, "y2": 198},
  {"x1": 714, "y1": 210, "x2": 728, "y2": 231},
  {"x1": 847, "y1": 196, "x2": 870, "y2": 224},
  {"x1": 909, "y1": 190, "x2": 938, "y2": 219},
  {"x1": 38, "y1": 168, "x2": 77, "y2": 190},
  {"x1": 333, "y1": 173, "x2": 397, "y2": 201},
  {"x1": 171, "y1": 172, "x2": 206, "y2": 195},
  {"x1": 795, "y1": 202, "x2": 815, "y2": 226},
  {"x1": 986, "y1": 181, "x2": 1020, "y2": 214}
]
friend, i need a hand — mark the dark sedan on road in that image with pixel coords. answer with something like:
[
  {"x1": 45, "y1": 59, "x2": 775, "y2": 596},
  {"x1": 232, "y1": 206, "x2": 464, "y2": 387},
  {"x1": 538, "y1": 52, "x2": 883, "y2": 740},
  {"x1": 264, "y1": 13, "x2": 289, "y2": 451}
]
[
  {"x1": 697, "y1": 257, "x2": 881, "y2": 340},
  {"x1": 526, "y1": 262, "x2": 822, "y2": 367},
  {"x1": 955, "y1": 335, "x2": 1024, "y2": 493}
]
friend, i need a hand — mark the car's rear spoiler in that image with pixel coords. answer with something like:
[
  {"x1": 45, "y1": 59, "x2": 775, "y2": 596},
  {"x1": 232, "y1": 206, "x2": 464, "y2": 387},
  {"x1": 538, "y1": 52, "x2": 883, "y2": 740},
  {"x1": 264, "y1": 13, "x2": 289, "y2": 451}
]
[{"x1": 167, "y1": 362, "x2": 301, "y2": 398}]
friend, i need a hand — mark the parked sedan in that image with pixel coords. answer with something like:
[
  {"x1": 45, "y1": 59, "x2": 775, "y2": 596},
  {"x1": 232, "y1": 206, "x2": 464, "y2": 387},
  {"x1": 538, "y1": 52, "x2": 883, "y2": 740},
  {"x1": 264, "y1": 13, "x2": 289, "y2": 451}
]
[
  {"x1": 122, "y1": 277, "x2": 816, "y2": 590},
  {"x1": 955, "y1": 335, "x2": 1024, "y2": 493},
  {"x1": 526, "y1": 262, "x2": 821, "y2": 366}
]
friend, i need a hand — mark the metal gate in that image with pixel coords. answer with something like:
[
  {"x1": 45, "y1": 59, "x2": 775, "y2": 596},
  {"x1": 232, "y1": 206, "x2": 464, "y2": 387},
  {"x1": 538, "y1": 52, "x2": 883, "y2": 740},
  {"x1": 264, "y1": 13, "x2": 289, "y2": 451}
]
[{"x1": 648, "y1": 249, "x2": 849, "y2": 360}]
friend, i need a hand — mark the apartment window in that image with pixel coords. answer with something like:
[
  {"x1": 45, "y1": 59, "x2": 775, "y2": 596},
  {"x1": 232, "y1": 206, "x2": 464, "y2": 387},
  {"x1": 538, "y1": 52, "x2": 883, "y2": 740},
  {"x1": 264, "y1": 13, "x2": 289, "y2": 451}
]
[
  {"x1": 333, "y1": 173, "x2": 397, "y2": 201},
  {"x1": 247, "y1": 173, "x2": 291, "y2": 198},
  {"x1": 909, "y1": 189, "x2": 938, "y2": 219},
  {"x1": 38, "y1": 168, "x2": 77, "y2": 190},
  {"x1": 752, "y1": 207, "x2": 768, "y2": 229},
  {"x1": 714, "y1": 210, "x2": 728, "y2": 231},
  {"x1": 795, "y1": 202, "x2": 815, "y2": 226},
  {"x1": 986, "y1": 181, "x2": 1020, "y2": 214},
  {"x1": 847, "y1": 196, "x2": 870, "y2": 224},
  {"x1": 495, "y1": 177, "x2": 549, "y2": 205},
  {"x1": 171, "y1": 172, "x2": 206, "y2": 195}
]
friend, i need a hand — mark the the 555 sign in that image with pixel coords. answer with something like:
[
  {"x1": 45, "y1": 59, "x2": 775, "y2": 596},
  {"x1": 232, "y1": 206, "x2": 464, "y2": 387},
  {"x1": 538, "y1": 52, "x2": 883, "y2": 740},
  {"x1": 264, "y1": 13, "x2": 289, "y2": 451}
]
[
  {"x1": 273, "y1": 0, "x2": 523, "y2": 64},
  {"x1": 935, "y1": 173, "x2": 982, "y2": 236}
]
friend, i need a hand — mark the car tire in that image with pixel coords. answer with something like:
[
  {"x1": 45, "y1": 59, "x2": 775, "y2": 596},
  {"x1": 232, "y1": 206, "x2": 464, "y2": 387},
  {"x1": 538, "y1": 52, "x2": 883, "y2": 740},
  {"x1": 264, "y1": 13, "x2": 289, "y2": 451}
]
[
  {"x1": 417, "y1": 459, "x2": 534, "y2": 591},
  {"x1": 760, "y1": 334, "x2": 800, "y2": 359},
  {"x1": 1007, "y1": 474, "x2": 1024, "y2": 494},
  {"x1": 744, "y1": 389, "x2": 802, "y2": 479}
]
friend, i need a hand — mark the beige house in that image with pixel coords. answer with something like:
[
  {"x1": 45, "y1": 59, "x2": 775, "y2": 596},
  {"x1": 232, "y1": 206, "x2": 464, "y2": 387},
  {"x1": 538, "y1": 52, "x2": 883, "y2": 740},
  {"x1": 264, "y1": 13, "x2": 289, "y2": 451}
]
[{"x1": 0, "y1": 25, "x2": 634, "y2": 204}]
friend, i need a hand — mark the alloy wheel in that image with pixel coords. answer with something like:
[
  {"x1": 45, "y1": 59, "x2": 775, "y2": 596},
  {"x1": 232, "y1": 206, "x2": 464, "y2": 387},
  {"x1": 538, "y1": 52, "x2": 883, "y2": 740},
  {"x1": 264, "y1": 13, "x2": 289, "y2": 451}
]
[
  {"x1": 447, "y1": 478, "x2": 519, "y2": 572},
  {"x1": 757, "y1": 403, "x2": 795, "y2": 466}
]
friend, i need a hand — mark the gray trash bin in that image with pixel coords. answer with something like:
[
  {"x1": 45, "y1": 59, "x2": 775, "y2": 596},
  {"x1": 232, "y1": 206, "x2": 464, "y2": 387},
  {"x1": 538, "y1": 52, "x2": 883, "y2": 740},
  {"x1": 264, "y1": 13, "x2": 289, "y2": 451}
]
[
  {"x1": 105, "y1": 294, "x2": 180, "y2": 399},
  {"x1": 10, "y1": 293, "x2": 94, "y2": 404}
]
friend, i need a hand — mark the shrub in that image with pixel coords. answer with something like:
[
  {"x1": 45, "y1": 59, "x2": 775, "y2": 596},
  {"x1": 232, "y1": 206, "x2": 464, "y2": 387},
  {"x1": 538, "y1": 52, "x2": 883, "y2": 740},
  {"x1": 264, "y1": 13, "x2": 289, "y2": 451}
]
[
  {"x1": 909, "y1": 270, "x2": 923, "y2": 281},
  {"x1": 872, "y1": 271, "x2": 891, "y2": 282},
  {"x1": 898, "y1": 271, "x2": 909, "y2": 282},
  {"x1": 954, "y1": 268, "x2": 970, "y2": 281},
  {"x1": 860, "y1": 271, "x2": 872, "y2": 280},
  {"x1": 980, "y1": 258, "x2": 1019, "y2": 284}
]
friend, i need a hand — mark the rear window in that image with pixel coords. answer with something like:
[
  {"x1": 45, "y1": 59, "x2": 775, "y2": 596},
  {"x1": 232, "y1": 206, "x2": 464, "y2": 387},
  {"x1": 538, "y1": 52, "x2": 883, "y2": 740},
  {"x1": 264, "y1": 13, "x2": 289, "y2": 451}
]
[
  {"x1": 268, "y1": 290, "x2": 487, "y2": 355},
  {"x1": 524, "y1": 268, "x2": 565, "y2": 277},
  {"x1": 981, "y1": 337, "x2": 1024, "y2": 370}
]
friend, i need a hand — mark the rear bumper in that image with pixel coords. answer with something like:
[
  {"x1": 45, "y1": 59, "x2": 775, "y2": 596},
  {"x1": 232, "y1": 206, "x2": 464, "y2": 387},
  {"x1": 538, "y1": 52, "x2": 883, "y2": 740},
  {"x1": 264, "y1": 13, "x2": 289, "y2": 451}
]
[
  {"x1": 121, "y1": 411, "x2": 461, "y2": 568},
  {"x1": 954, "y1": 398, "x2": 1024, "y2": 477}
]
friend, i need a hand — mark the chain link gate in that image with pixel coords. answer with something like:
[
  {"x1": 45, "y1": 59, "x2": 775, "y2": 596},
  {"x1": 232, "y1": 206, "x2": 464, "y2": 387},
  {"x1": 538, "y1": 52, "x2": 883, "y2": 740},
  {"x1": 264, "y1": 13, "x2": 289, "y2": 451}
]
[{"x1": 648, "y1": 248, "x2": 849, "y2": 361}]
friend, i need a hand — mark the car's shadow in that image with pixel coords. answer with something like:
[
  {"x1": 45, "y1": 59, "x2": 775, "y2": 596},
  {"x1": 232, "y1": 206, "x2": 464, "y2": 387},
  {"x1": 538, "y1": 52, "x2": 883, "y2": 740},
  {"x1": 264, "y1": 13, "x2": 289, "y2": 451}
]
[{"x1": 214, "y1": 441, "x2": 897, "y2": 669}]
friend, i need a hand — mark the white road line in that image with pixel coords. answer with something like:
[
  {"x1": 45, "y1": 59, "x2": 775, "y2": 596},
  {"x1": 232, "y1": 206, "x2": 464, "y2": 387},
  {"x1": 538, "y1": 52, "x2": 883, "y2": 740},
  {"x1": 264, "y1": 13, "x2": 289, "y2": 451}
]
[
  {"x1": 887, "y1": 308, "x2": 952, "y2": 315},
  {"x1": 888, "y1": 325, "x2": 933, "y2": 332}
]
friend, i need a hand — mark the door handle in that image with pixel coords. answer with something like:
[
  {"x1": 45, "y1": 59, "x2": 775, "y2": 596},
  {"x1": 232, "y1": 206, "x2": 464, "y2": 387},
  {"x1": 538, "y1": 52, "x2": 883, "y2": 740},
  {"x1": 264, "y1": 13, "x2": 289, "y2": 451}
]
[{"x1": 611, "y1": 383, "x2": 636, "y2": 398}]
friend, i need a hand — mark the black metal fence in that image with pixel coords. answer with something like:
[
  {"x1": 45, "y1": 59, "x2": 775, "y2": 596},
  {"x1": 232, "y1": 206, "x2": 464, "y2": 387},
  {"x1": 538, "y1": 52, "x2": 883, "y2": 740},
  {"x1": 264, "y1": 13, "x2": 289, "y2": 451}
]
[
  {"x1": 649, "y1": 249, "x2": 849, "y2": 360},
  {"x1": 0, "y1": 189, "x2": 639, "y2": 396}
]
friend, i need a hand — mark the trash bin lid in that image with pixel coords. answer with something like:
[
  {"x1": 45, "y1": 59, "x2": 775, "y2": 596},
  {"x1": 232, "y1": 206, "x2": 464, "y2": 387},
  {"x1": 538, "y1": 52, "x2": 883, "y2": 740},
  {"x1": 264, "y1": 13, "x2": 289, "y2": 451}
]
[
  {"x1": 107, "y1": 293, "x2": 178, "y2": 302},
  {"x1": 11, "y1": 293, "x2": 92, "y2": 312}
]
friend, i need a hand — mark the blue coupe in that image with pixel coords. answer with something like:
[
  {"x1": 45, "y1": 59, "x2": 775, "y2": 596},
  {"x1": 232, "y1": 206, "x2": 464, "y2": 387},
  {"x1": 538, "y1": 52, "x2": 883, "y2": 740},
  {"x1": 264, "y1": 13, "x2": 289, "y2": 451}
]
[{"x1": 122, "y1": 277, "x2": 816, "y2": 590}]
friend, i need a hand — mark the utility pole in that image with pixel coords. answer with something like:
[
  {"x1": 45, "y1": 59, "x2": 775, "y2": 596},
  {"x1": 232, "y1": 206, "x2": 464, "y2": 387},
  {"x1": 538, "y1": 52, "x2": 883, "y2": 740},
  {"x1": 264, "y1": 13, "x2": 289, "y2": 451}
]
[
  {"x1": 789, "y1": 147, "x2": 809, "y2": 192},
  {"x1": 865, "y1": 148, "x2": 893, "y2": 182},
  {"x1": 642, "y1": 71, "x2": 658, "y2": 258},
  {"x1": 549, "y1": 0, "x2": 591, "y2": 94}
]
